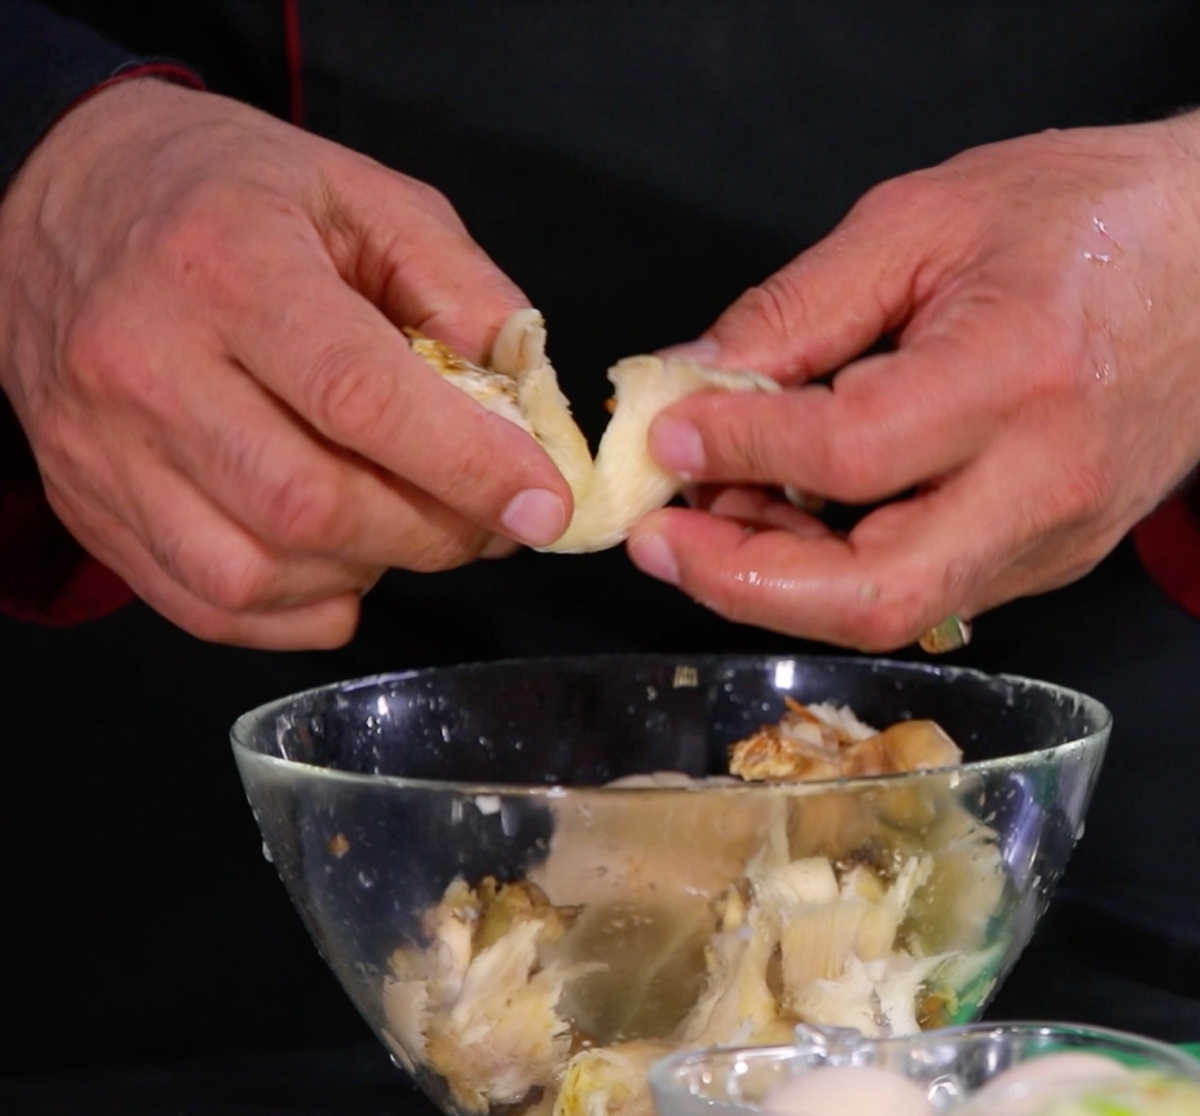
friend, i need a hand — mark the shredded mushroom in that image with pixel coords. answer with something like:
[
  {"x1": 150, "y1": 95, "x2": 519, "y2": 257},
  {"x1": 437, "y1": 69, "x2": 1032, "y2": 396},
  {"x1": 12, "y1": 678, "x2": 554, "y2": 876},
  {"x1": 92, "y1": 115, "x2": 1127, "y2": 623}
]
[{"x1": 407, "y1": 309, "x2": 779, "y2": 553}]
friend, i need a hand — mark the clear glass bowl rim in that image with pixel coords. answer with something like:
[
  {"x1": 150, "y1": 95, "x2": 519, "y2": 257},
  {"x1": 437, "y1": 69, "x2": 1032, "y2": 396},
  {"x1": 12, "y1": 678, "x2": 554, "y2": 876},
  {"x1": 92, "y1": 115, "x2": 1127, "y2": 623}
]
[
  {"x1": 229, "y1": 653, "x2": 1112, "y2": 797},
  {"x1": 648, "y1": 1020, "x2": 1200, "y2": 1108}
]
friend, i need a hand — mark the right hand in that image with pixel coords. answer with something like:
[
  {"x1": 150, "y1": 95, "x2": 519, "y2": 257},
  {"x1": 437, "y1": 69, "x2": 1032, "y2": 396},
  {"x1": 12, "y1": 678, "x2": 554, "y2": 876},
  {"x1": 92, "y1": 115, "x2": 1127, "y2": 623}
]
[{"x1": 0, "y1": 79, "x2": 571, "y2": 648}]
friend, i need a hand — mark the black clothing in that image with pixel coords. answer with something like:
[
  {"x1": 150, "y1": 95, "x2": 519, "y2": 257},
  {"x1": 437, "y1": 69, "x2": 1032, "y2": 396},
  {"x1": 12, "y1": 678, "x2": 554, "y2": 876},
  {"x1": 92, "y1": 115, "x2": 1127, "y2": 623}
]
[
  {"x1": 0, "y1": 1, "x2": 134, "y2": 187},
  {"x1": 3, "y1": 0, "x2": 1200, "y2": 1078}
]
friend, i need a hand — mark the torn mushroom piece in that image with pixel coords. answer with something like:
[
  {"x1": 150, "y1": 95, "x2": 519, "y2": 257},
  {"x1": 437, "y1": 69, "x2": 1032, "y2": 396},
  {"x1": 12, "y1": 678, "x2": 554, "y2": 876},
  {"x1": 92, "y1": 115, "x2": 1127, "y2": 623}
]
[
  {"x1": 381, "y1": 878, "x2": 588, "y2": 1115},
  {"x1": 406, "y1": 309, "x2": 780, "y2": 553},
  {"x1": 729, "y1": 698, "x2": 963, "y2": 783}
]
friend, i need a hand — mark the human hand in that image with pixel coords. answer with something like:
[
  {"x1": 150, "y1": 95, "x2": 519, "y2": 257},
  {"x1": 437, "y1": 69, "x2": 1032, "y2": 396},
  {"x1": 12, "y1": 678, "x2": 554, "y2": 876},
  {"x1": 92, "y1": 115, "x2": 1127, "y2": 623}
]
[
  {"x1": 0, "y1": 79, "x2": 571, "y2": 648},
  {"x1": 628, "y1": 116, "x2": 1200, "y2": 650}
]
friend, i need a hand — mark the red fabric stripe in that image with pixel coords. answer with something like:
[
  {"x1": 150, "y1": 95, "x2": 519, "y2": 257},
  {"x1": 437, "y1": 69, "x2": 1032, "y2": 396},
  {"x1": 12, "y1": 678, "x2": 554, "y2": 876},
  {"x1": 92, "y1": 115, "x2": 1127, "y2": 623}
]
[
  {"x1": 79, "y1": 61, "x2": 205, "y2": 105},
  {"x1": 1132, "y1": 487, "x2": 1200, "y2": 618},
  {"x1": 283, "y1": 0, "x2": 304, "y2": 127}
]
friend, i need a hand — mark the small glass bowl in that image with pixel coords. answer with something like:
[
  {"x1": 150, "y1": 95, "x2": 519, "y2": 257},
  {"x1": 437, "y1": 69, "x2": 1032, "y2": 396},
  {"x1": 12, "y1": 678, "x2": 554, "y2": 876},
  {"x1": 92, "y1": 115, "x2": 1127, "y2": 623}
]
[{"x1": 649, "y1": 1022, "x2": 1200, "y2": 1115}]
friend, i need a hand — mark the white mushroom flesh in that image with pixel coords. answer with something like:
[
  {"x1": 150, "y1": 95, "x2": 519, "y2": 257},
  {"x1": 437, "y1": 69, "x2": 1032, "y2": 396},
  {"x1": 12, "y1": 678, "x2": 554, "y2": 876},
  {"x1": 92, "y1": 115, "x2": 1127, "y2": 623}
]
[{"x1": 408, "y1": 309, "x2": 779, "y2": 552}]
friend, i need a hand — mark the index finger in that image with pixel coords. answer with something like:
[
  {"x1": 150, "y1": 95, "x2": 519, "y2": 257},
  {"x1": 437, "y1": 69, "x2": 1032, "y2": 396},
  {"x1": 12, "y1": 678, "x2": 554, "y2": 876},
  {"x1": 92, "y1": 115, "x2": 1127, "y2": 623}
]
[
  {"x1": 651, "y1": 321, "x2": 1034, "y2": 504},
  {"x1": 225, "y1": 249, "x2": 573, "y2": 549},
  {"x1": 316, "y1": 159, "x2": 532, "y2": 364},
  {"x1": 687, "y1": 173, "x2": 961, "y2": 382}
]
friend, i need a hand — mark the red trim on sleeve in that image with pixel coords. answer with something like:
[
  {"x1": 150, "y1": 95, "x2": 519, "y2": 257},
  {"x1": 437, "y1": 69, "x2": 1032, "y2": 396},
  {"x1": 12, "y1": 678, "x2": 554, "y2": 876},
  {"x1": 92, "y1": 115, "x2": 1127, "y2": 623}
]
[
  {"x1": 283, "y1": 0, "x2": 304, "y2": 127},
  {"x1": 1132, "y1": 486, "x2": 1200, "y2": 619},
  {"x1": 78, "y1": 61, "x2": 205, "y2": 106},
  {"x1": 45, "y1": 63, "x2": 206, "y2": 140}
]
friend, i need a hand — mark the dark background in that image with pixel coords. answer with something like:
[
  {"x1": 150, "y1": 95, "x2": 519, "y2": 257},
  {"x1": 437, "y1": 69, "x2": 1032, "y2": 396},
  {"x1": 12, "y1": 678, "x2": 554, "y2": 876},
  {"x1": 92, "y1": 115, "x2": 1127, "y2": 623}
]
[{"x1": 5, "y1": 0, "x2": 1200, "y2": 1090}]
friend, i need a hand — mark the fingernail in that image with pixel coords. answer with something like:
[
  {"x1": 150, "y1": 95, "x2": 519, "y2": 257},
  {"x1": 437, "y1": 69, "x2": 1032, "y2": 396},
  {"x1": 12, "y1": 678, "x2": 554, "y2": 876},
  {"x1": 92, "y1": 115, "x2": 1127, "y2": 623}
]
[
  {"x1": 650, "y1": 416, "x2": 706, "y2": 479},
  {"x1": 657, "y1": 337, "x2": 722, "y2": 363},
  {"x1": 501, "y1": 488, "x2": 567, "y2": 546},
  {"x1": 628, "y1": 532, "x2": 681, "y2": 586}
]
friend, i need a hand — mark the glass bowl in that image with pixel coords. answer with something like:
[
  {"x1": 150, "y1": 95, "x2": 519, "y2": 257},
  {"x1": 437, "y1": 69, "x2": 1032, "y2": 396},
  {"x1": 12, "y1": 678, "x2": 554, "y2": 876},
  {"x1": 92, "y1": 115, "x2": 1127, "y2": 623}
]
[
  {"x1": 230, "y1": 654, "x2": 1110, "y2": 1116},
  {"x1": 650, "y1": 1022, "x2": 1200, "y2": 1115}
]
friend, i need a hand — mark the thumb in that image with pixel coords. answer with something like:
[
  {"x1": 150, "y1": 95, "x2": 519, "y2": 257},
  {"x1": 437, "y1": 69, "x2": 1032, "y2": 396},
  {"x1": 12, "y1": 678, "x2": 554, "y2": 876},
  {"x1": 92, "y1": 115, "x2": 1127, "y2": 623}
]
[{"x1": 687, "y1": 178, "x2": 949, "y2": 382}]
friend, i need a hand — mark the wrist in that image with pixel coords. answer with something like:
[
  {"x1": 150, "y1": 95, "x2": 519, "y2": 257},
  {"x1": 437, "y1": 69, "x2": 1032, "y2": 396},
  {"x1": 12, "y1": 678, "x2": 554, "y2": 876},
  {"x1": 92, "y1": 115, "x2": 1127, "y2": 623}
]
[
  {"x1": 12, "y1": 74, "x2": 208, "y2": 197},
  {"x1": 1, "y1": 62, "x2": 202, "y2": 210}
]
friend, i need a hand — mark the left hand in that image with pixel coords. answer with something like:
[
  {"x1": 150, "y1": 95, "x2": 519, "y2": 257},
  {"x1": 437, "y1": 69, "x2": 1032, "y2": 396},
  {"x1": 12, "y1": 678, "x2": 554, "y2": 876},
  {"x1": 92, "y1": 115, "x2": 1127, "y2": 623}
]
[{"x1": 627, "y1": 115, "x2": 1200, "y2": 650}]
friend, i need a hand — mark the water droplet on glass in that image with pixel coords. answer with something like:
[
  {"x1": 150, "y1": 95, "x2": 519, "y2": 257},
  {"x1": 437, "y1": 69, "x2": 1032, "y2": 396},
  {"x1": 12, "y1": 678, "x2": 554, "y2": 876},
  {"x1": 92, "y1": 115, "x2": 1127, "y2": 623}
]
[
  {"x1": 357, "y1": 868, "x2": 377, "y2": 889},
  {"x1": 261, "y1": 841, "x2": 274, "y2": 863}
]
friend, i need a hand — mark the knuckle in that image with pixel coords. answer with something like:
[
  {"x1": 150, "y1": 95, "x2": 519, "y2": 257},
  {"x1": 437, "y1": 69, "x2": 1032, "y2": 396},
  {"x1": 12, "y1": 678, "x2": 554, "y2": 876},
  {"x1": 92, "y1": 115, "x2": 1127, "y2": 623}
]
[
  {"x1": 1052, "y1": 450, "x2": 1115, "y2": 525},
  {"x1": 184, "y1": 599, "x2": 361, "y2": 651},
  {"x1": 201, "y1": 552, "x2": 277, "y2": 613},
  {"x1": 31, "y1": 408, "x2": 81, "y2": 471},
  {"x1": 301, "y1": 342, "x2": 399, "y2": 445},
  {"x1": 427, "y1": 429, "x2": 515, "y2": 513},
  {"x1": 350, "y1": 160, "x2": 465, "y2": 229},
  {"x1": 151, "y1": 530, "x2": 276, "y2": 613},
  {"x1": 176, "y1": 606, "x2": 241, "y2": 646},
  {"x1": 259, "y1": 467, "x2": 343, "y2": 549},
  {"x1": 209, "y1": 419, "x2": 265, "y2": 489},
  {"x1": 308, "y1": 608, "x2": 360, "y2": 650},
  {"x1": 725, "y1": 274, "x2": 807, "y2": 347},
  {"x1": 402, "y1": 526, "x2": 483, "y2": 573},
  {"x1": 1021, "y1": 320, "x2": 1084, "y2": 396},
  {"x1": 397, "y1": 173, "x2": 460, "y2": 224},
  {"x1": 62, "y1": 301, "x2": 134, "y2": 398},
  {"x1": 856, "y1": 602, "x2": 924, "y2": 652},
  {"x1": 148, "y1": 180, "x2": 238, "y2": 275},
  {"x1": 817, "y1": 428, "x2": 873, "y2": 502},
  {"x1": 144, "y1": 529, "x2": 188, "y2": 592},
  {"x1": 143, "y1": 178, "x2": 291, "y2": 303},
  {"x1": 805, "y1": 408, "x2": 885, "y2": 503},
  {"x1": 853, "y1": 577, "x2": 932, "y2": 652},
  {"x1": 852, "y1": 171, "x2": 940, "y2": 223},
  {"x1": 707, "y1": 408, "x2": 781, "y2": 481}
]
